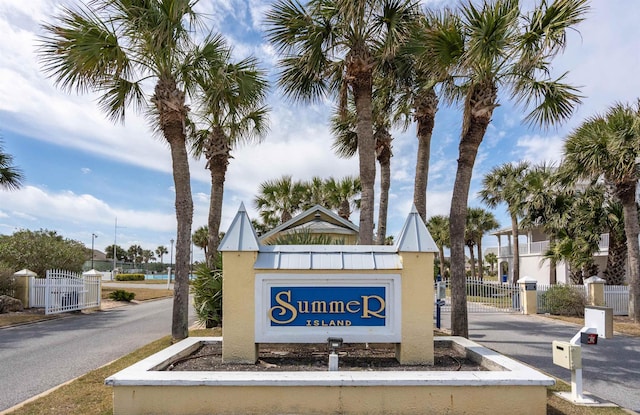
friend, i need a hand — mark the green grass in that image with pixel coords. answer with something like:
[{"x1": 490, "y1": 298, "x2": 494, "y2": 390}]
[{"x1": 6, "y1": 329, "x2": 219, "y2": 415}]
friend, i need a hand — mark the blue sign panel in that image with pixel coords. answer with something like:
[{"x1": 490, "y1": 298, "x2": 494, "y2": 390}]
[{"x1": 268, "y1": 286, "x2": 386, "y2": 327}]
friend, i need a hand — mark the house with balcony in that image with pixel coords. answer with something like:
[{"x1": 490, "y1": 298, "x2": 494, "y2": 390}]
[{"x1": 492, "y1": 227, "x2": 610, "y2": 285}]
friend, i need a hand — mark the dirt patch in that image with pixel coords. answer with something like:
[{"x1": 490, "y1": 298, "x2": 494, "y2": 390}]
[{"x1": 166, "y1": 342, "x2": 486, "y2": 372}]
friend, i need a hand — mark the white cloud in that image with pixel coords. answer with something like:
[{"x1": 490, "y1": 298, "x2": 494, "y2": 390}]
[{"x1": 515, "y1": 134, "x2": 565, "y2": 165}]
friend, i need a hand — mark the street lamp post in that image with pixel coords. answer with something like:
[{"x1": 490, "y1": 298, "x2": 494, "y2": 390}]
[
  {"x1": 167, "y1": 238, "x2": 174, "y2": 289},
  {"x1": 91, "y1": 233, "x2": 98, "y2": 269}
]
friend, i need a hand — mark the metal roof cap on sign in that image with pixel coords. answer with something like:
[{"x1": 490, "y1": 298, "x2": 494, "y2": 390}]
[
  {"x1": 395, "y1": 205, "x2": 438, "y2": 252},
  {"x1": 254, "y1": 245, "x2": 402, "y2": 270},
  {"x1": 218, "y1": 202, "x2": 261, "y2": 252}
]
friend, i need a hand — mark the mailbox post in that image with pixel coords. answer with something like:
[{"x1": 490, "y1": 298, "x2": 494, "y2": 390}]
[{"x1": 552, "y1": 307, "x2": 613, "y2": 404}]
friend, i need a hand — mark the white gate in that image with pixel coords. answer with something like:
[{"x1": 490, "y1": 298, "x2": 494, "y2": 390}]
[
  {"x1": 439, "y1": 279, "x2": 521, "y2": 313},
  {"x1": 41, "y1": 270, "x2": 101, "y2": 315}
]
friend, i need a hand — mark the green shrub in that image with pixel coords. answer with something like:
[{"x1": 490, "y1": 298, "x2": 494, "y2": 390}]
[
  {"x1": 0, "y1": 267, "x2": 15, "y2": 296},
  {"x1": 109, "y1": 289, "x2": 136, "y2": 302},
  {"x1": 541, "y1": 284, "x2": 586, "y2": 316},
  {"x1": 115, "y1": 273, "x2": 145, "y2": 281},
  {"x1": 191, "y1": 264, "x2": 222, "y2": 328}
]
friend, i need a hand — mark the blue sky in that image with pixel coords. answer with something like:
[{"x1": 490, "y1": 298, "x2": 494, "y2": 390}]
[{"x1": 1, "y1": 0, "x2": 639, "y2": 263}]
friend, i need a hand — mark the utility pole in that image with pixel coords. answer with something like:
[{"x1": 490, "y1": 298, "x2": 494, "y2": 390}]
[{"x1": 91, "y1": 233, "x2": 98, "y2": 269}]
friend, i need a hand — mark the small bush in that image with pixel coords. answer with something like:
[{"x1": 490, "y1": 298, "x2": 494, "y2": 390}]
[
  {"x1": 541, "y1": 284, "x2": 586, "y2": 316},
  {"x1": 115, "y1": 273, "x2": 145, "y2": 281},
  {"x1": 191, "y1": 264, "x2": 222, "y2": 328},
  {"x1": 109, "y1": 289, "x2": 136, "y2": 302}
]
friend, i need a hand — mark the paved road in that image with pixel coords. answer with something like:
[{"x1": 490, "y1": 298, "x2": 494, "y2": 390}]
[
  {"x1": 0, "y1": 298, "x2": 194, "y2": 412},
  {"x1": 442, "y1": 312, "x2": 640, "y2": 412}
]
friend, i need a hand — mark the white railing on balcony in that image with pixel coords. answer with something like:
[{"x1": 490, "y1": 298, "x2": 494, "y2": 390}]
[
  {"x1": 498, "y1": 233, "x2": 610, "y2": 258},
  {"x1": 529, "y1": 240, "x2": 550, "y2": 255}
]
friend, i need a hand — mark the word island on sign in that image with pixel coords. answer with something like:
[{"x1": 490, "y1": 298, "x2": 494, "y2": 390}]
[{"x1": 268, "y1": 286, "x2": 386, "y2": 327}]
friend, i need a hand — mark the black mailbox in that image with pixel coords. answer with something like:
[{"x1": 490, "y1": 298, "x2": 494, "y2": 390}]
[{"x1": 525, "y1": 282, "x2": 537, "y2": 291}]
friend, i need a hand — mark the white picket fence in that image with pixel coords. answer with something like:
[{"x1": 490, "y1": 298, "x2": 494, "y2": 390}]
[
  {"x1": 29, "y1": 270, "x2": 101, "y2": 315},
  {"x1": 537, "y1": 283, "x2": 629, "y2": 316}
]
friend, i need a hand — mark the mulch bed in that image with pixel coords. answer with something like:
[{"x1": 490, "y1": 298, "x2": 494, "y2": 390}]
[{"x1": 166, "y1": 342, "x2": 486, "y2": 372}]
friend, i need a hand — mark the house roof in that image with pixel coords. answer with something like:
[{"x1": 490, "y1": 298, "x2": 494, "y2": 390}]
[{"x1": 259, "y1": 204, "x2": 358, "y2": 242}]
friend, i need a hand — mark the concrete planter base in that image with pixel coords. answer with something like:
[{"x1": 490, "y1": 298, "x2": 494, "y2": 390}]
[{"x1": 106, "y1": 336, "x2": 553, "y2": 415}]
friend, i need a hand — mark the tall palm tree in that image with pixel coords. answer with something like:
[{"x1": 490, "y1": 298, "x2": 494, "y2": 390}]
[
  {"x1": 0, "y1": 138, "x2": 23, "y2": 191},
  {"x1": 480, "y1": 161, "x2": 530, "y2": 283},
  {"x1": 190, "y1": 39, "x2": 269, "y2": 268},
  {"x1": 330, "y1": 84, "x2": 392, "y2": 240},
  {"x1": 266, "y1": 0, "x2": 420, "y2": 244},
  {"x1": 561, "y1": 102, "x2": 640, "y2": 322},
  {"x1": 471, "y1": 208, "x2": 499, "y2": 280},
  {"x1": 254, "y1": 175, "x2": 307, "y2": 224},
  {"x1": 419, "y1": 0, "x2": 587, "y2": 337},
  {"x1": 426, "y1": 215, "x2": 450, "y2": 277},
  {"x1": 393, "y1": 10, "x2": 461, "y2": 223},
  {"x1": 155, "y1": 246, "x2": 168, "y2": 265},
  {"x1": 38, "y1": 0, "x2": 227, "y2": 341}
]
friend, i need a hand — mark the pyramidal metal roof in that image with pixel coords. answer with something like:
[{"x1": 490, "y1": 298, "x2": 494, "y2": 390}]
[
  {"x1": 218, "y1": 202, "x2": 261, "y2": 252},
  {"x1": 395, "y1": 205, "x2": 438, "y2": 252}
]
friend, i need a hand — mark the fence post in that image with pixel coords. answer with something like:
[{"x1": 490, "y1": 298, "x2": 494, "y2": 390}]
[
  {"x1": 584, "y1": 276, "x2": 605, "y2": 306},
  {"x1": 517, "y1": 276, "x2": 537, "y2": 315}
]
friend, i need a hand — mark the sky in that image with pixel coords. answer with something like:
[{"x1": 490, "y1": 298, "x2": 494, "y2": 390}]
[{"x1": 1, "y1": 0, "x2": 639, "y2": 264}]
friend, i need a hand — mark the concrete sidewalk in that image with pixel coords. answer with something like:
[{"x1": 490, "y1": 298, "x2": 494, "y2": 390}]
[{"x1": 442, "y1": 312, "x2": 640, "y2": 412}]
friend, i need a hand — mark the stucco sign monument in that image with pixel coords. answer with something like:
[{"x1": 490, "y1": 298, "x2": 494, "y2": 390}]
[{"x1": 218, "y1": 203, "x2": 438, "y2": 364}]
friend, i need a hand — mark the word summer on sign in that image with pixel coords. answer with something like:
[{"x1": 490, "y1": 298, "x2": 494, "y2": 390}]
[{"x1": 268, "y1": 286, "x2": 387, "y2": 327}]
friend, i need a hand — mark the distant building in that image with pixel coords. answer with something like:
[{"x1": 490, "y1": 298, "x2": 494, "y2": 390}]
[{"x1": 259, "y1": 205, "x2": 359, "y2": 245}]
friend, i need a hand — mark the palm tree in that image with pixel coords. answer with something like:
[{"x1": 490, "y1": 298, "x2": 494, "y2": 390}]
[
  {"x1": 0, "y1": 138, "x2": 23, "y2": 191},
  {"x1": 190, "y1": 39, "x2": 269, "y2": 268},
  {"x1": 330, "y1": 85, "x2": 391, "y2": 239},
  {"x1": 476, "y1": 209, "x2": 499, "y2": 280},
  {"x1": 266, "y1": 0, "x2": 420, "y2": 244},
  {"x1": 426, "y1": 215, "x2": 450, "y2": 277},
  {"x1": 192, "y1": 226, "x2": 209, "y2": 258},
  {"x1": 485, "y1": 252, "x2": 497, "y2": 275},
  {"x1": 561, "y1": 102, "x2": 640, "y2": 321},
  {"x1": 480, "y1": 161, "x2": 530, "y2": 283},
  {"x1": 38, "y1": 0, "x2": 227, "y2": 340},
  {"x1": 323, "y1": 176, "x2": 362, "y2": 221},
  {"x1": 393, "y1": 10, "x2": 460, "y2": 223},
  {"x1": 155, "y1": 246, "x2": 168, "y2": 265},
  {"x1": 255, "y1": 175, "x2": 307, "y2": 225},
  {"x1": 419, "y1": 0, "x2": 586, "y2": 337},
  {"x1": 302, "y1": 176, "x2": 328, "y2": 209}
]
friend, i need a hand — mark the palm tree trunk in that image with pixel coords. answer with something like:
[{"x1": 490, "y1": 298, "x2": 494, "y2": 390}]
[
  {"x1": 438, "y1": 247, "x2": 446, "y2": 277},
  {"x1": 476, "y1": 240, "x2": 483, "y2": 281},
  {"x1": 618, "y1": 184, "x2": 640, "y2": 322},
  {"x1": 349, "y1": 52, "x2": 375, "y2": 245},
  {"x1": 468, "y1": 245, "x2": 476, "y2": 278},
  {"x1": 510, "y1": 214, "x2": 520, "y2": 284},
  {"x1": 206, "y1": 129, "x2": 230, "y2": 269},
  {"x1": 376, "y1": 129, "x2": 392, "y2": 245},
  {"x1": 413, "y1": 88, "x2": 438, "y2": 223},
  {"x1": 155, "y1": 77, "x2": 193, "y2": 341},
  {"x1": 450, "y1": 83, "x2": 496, "y2": 338},
  {"x1": 603, "y1": 229, "x2": 627, "y2": 285}
]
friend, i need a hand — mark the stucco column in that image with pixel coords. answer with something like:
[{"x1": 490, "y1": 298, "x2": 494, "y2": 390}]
[
  {"x1": 517, "y1": 276, "x2": 537, "y2": 315},
  {"x1": 584, "y1": 276, "x2": 605, "y2": 306},
  {"x1": 395, "y1": 251, "x2": 434, "y2": 365},
  {"x1": 14, "y1": 276, "x2": 30, "y2": 308},
  {"x1": 221, "y1": 251, "x2": 259, "y2": 364}
]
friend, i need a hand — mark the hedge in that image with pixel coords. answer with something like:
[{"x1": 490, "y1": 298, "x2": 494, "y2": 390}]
[{"x1": 115, "y1": 273, "x2": 145, "y2": 281}]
